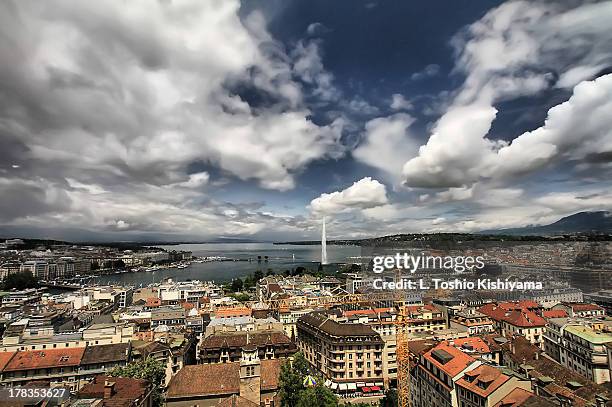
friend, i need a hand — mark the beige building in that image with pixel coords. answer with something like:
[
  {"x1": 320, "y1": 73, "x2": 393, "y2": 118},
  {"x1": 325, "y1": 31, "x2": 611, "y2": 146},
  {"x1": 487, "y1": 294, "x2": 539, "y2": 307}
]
[
  {"x1": 450, "y1": 309, "x2": 495, "y2": 335},
  {"x1": 544, "y1": 317, "x2": 612, "y2": 384},
  {"x1": 297, "y1": 312, "x2": 386, "y2": 394}
]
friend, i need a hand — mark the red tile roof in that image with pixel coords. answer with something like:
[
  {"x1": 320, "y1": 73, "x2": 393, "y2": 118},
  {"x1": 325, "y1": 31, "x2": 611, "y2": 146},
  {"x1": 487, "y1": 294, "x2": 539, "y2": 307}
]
[
  {"x1": 0, "y1": 351, "x2": 16, "y2": 371},
  {"x1": 77, "y1": 375, "x2": 150, "y2": 407},
  {"x1": 166, "y1": 359, "x2": 283, "y2": 398},
  {"x1": 564, "y1": 302, "x2": 603, "y2": 312},
  {"x1": 422, "y1": 343, "x2": 476, "y2": 378},
  {"x1": 260, "y1": 359, "x2": 282, "y2": 390},
  {"x1": 167, "y1": 363, "x2": 240, "y2": 398},
  {"x1": 4, "y1": 347, "x2": 85, "y2": 371},
  {"x1": 456, "y1": 365, "x2": 510, "y2": 398},
  {"x1": 493, "y1": 388, "x2": 535, "y2": 406},
  {"x1": 479, "y1": 304, "x2": 546, "y2": 328},
  {"x1": 201, "y1": 331, "x2": 293, "y2": 349},
  {"x1": 542, "y1": 310, "x2": 568, "y2": 319},
  {"x1": 145, "y1": 297, "x2": 161, "y2": 307}
]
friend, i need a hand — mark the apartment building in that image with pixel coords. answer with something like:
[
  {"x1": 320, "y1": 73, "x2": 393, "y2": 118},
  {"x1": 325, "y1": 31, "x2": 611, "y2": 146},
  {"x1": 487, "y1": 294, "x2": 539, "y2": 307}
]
[
  {"x1": 479, "y1": 302, "x2": 546, "y2": 348},
  {"x1": 450, "y1": 309, "x2": 495, "y2": 335},
  {"x1": 339, "y1": 308, "x2": 398, "y2": 385},
  {"x1": 277, "y1": 307, "x2": 313, "y2": 339},
  {"x1": 544, "y1": 317, "x2": 611, "y2": 384},
  {"x1": 529, "y1": 288, "x2": 583, "y2": 308},
  {"x1": 0, "y1": 342, "x2": 133, "y2": 391},
  {"x1": 297, "y1": 312, "x2": 386, "y2": 394},
  {"x1": 0, "y1": 347, "x2": 85, "y2": 390},
  {"x1": 19, "y1": 258, "x2": 90, "y2": 280},
  {"x1": 552, "y1": 302, "x2": 606, "y2": 318},
  {"x1": 1, "y1": 321, "x2": 135, "y2": 352},
  {"x1": 412, "y1": 342, "x2": 480, "y2": 407},
  {"x1": 402, "y1": 304, "x2": 447, "y2": 334},
  {"x1": 205, "y1": 316, "x2": 283, "y2": 337},
  {"x1": 455, "y1": 364, "x2": 531, "y2": 407},
  {"x1": 198, "y1": 330, "x2": 295, "y2": 364}
]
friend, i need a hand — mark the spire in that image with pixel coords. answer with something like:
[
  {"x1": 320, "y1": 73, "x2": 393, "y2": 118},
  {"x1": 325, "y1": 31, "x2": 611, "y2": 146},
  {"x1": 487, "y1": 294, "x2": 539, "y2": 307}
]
[{"x1": 321, "y1": 216, "x2": 328, "y2": 265}]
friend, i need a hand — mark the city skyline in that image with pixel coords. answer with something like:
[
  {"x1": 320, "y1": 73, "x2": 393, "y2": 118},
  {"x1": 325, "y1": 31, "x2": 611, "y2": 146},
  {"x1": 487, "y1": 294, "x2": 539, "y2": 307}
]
[{"x1": 1, "y1": 0, "x2": 612, "y2": 242}]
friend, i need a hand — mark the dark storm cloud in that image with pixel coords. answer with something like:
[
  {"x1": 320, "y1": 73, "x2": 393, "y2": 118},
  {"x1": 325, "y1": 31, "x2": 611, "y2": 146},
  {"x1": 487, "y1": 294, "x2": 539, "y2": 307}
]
[{"x1": 0, "y1": 180, "x2": 71, "y2": 221}]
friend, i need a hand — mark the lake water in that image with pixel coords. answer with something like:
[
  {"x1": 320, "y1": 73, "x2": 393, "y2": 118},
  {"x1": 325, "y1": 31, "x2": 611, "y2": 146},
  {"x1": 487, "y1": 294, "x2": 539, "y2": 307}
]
[{"x1": 94, "y1": 243, "x2": 360, "y2": 286}]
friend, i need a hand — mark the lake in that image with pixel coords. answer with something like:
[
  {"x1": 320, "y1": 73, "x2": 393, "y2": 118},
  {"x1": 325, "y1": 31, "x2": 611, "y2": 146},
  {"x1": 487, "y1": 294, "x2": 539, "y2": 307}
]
[{"x1": 94, "y1": 243, "x2": 360, "y2": 286}]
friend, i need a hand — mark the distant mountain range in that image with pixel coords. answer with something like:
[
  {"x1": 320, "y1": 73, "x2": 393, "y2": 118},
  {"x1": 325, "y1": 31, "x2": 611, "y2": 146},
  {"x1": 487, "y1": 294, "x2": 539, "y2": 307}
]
[
  {"x1": 481, "y1": 211, "x2": 612, "y2": 235},
  {"x1": 3, "y1": 212, "x2": 610, "y2": 248}
]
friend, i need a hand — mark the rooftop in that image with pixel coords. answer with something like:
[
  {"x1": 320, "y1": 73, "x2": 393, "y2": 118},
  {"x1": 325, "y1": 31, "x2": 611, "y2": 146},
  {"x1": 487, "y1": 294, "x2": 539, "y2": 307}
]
[
  {"x1": 77, "y1": 375, "x2": 150, "y2": 407},
  {"x1": 4, "y1": 347, "x2": 85, "y2": 371},
  {"x1": 456, "y1": 365, "x2": 510, "y2": 398},
  {"x1": 81, "y1": 343, "x2": 130, "y2": 365},
  {"x1": 422, "y1": 343, "x2": 476, "y2": 378},
  {"x1": 564, "y1": 325, "x2": 612, "y2": 344},
  {"x1": 299, "y1": 312, "x2": 383, "y2": 339}
]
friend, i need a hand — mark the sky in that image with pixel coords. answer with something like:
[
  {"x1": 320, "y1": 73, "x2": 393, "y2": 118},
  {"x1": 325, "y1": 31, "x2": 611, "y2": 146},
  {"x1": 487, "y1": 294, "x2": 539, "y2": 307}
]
[{"x1": 0, "y1": 0, "x2": 611, "y2": 242}]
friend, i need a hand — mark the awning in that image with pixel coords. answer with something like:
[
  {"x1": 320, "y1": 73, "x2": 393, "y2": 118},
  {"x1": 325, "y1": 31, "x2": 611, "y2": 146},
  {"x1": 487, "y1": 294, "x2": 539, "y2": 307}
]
[
  {"x1": 331, "y1": 382, "x2": 338, "y2": 390},
  {"x1": 371, "y1": 386, "x2": 381, "y2": 391},
  {"x1": 339, "y1": 384, "x2": 348, "y2": 391},
  {"x1": 347, "y1": 383, "x2": 357, "y2": 390},
  {"x1": 362, "y1": 387, "x2": 371, "y2": 392}
]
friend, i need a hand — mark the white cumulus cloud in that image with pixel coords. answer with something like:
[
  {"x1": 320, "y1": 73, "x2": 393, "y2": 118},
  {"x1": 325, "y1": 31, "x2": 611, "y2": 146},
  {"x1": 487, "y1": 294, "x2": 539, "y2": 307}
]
[{"x1": 309, "y1": 177, "x2": 389, "y2": 216}]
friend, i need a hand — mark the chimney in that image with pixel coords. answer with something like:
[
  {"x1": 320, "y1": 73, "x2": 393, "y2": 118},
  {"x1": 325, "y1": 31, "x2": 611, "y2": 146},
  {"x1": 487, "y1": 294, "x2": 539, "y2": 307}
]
[{"x1": 104, "y1": 380, "x2": 116, "y2": 399}]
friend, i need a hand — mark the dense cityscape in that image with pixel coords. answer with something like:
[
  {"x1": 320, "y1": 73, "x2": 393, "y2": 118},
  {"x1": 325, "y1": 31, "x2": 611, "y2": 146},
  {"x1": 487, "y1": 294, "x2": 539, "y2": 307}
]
[{"x1": 0, "y1": 236, "x2": 610, "y2": 406}]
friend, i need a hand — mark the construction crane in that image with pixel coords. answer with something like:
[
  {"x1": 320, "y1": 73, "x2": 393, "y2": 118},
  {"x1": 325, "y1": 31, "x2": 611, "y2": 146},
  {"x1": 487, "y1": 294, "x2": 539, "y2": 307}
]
[{"x1": 249, "y1": 291, "x2": 416, "y2": 407}]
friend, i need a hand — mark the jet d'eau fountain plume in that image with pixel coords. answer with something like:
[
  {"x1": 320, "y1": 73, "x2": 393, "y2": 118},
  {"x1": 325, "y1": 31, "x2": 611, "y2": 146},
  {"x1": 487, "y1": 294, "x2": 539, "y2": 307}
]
[{"x1": 321, "y1": 217, "x2": 328, "y2": 265}]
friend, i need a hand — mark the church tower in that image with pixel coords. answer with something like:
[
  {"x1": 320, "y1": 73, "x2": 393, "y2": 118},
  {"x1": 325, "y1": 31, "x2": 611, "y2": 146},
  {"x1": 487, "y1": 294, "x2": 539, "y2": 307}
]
[{"x1": 239, "y1": 343, "x2": 261, "y2": 404}]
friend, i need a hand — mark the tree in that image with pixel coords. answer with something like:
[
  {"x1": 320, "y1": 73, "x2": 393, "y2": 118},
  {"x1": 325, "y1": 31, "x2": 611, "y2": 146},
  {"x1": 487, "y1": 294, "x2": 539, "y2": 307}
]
[
  {"x1": 108, "y1": 357, "x2": 165, "y2": 407},
  {"x1": 253, "y1": 269, "x2": 264, "y2": 282},
  {"x1": 296, "y1": 385, "x2": 338, "y2": 407},
  {"x1": 243, "y1": 274, "x2": 255, "y2": 289},
  {"x1": 230, "y1": 278, "x2": 244, "y2": 292},
  {"x1": 231, "y1": 293, "x2": 250, "y2": 302},
  {"x1": 279, "y1": 352, "x2": 338, "y2": 407},
  {"x1": 340, "y1": 263, "x2": 361, "y2": 274},
  {"x1": 379, "y1": 388, "x2": 398, "y2": 407},
  {"x1": 2, "y1": 271, "x2": 38, "y2": 290}
]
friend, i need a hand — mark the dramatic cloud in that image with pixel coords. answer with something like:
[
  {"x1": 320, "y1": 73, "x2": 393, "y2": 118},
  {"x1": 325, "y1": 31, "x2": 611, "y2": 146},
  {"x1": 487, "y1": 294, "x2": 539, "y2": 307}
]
[
  {"x1": 353, "y1": 113, "x2": 419, "y2": 180},
  {"x1": 402, "y1": 1, "x2": 612, "y2": 189},
  {"x1": 403, "y1": 73, "x2": 612, "y2": 187},
  {"x1": 493, "y1": 74, "x2": 612, "y2": 177},
  {"x1": 309, "y1": 177, "x2": 389, "y2": 216},
  {"x1": 0, "y1": 0, "x2": 351, "y2": 239},
  {"x1": 0, "y1": 0, "x2": 345, "y2": 193}
]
